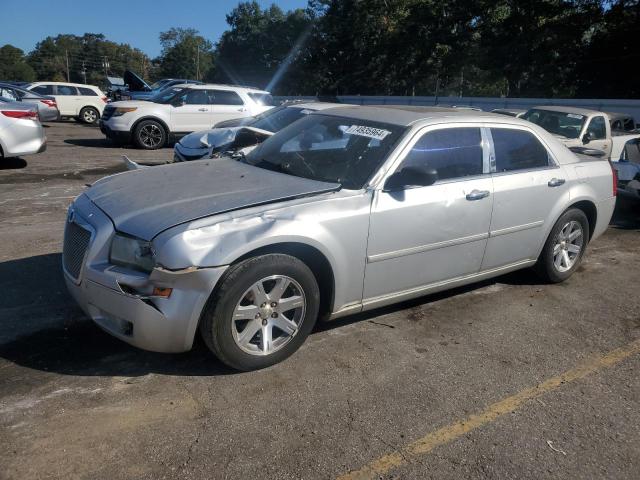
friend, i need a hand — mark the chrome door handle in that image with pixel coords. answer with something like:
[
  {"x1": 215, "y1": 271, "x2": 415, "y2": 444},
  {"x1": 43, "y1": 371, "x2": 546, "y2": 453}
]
[
  {"x1": 236, "y1": 108, "x2": 246, "y2": 112},
  {"x1": 466, "y1": 189, "x2": 490, "y2": 201},
  {"x1": 548, "y1": 178, "x2": 566, "y2": 187},
  {"x1": 198, "y1": 108, "x2": 207, "y2": 112}
]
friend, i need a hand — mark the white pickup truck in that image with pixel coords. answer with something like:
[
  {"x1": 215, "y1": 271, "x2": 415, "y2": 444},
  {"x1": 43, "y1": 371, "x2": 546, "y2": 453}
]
[{"x1": 522, "y1": 106, "x2": 640, "y2": 199}]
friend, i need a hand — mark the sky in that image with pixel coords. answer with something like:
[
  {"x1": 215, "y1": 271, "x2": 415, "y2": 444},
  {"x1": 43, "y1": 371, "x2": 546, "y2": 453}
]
[{"x1": 0, "y1": 0, "x2": 309, "y2": 58}]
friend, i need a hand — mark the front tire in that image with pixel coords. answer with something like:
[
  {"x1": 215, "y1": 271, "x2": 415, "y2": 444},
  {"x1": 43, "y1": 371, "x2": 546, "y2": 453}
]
[
  {"x1": 200, "y1": 254, "x2": 320, "y2": 371},
  {"x1": 79, "y1": 106, "x2": 99, "y2": 124},
  {"x1": 133, "y1": 120, "x2": 167, "y2": 150},
  {"x1": 535, "y1": 208, "x2": 589, "y2": 283}
]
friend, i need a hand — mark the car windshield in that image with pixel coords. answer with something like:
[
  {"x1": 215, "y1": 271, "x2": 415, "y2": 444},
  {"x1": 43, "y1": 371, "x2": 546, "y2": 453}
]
[
  {"x1": 149, "y1": 79, "x2": 171, "y2": 90},
  {"x1": 249, "y1": 106, "x2": 309, "y2": 133},
  {"x1": 150, "y1": 87, "x2": 185, "y2": 103},
  {"x1": 244, "y1": 114, "x2": 405, "y2": 189},
  {"x1": 522, "y1": 109, "x2": 586, "y2": 139}
]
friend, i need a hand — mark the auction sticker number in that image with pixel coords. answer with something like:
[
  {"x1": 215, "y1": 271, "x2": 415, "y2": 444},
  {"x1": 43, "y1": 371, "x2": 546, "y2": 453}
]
[{"x1": 345, "y1": 125, "x2": 391, "y2": 140}]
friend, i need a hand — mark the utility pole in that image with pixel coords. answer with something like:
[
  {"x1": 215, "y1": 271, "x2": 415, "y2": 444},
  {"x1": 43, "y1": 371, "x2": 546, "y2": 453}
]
[
  {"x1": 81, "y1": 61, "x2": 87, "y2": 84},
  {"x1": 65, "y1": 50, "x2": 70, "y2": 82},
  {"x1": 102, "y1": 56, "x2": 109, "y2": 77},
  {"x1": 195, "y1": 43, "x2": 200, "y2": 81},
  {"x1": 459, "y1": 68, "x2": 464, "y2": 98}
]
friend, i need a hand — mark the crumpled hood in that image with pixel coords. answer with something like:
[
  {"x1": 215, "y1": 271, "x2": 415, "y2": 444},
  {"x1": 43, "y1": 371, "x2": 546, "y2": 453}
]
[
  {"x1": 85, "y1": 159, "x2": 340, "y2": 241},
  {"x1": 179, "y1": 126, "x2": 273, "y2": 150}
]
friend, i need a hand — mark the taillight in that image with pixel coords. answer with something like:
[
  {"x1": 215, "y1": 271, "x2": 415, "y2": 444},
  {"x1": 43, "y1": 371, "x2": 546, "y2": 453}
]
[
  {"x1": 2, "y1": 110, "x2": 38, "y2": 120},
  {"x1": 101, "y1": 96, "x2": 108, "y2": 103},
  {"x1": 40, "y1": 99, "x2": 57, "y2": 108},
  {"x1": 609, "y1": 160, "x2": 618, "y2": 197}
]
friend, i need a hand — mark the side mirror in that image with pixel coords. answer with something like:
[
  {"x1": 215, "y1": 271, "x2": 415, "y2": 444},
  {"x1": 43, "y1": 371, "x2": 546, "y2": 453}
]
[
  {"x1": 582, "y1": 132, "x2": 592, "y2": 145},
  {"x1": 384, "y1": 166, "x2": 438, "y2": 191},
  {"x1": 172, "y1": 98, "x2": 185, "y2": 107}
]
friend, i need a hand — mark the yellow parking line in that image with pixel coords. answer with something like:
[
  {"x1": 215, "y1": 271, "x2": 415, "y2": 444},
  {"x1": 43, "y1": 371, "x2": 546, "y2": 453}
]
[{"x1": 338, "y1": 338, "x2": 640, "y2": 480}]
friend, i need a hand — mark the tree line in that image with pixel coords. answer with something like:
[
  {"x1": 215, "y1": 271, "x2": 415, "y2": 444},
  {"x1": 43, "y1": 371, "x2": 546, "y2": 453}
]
[{"x1": 0, "y1": 0, "x2": 638, "y2": 98}]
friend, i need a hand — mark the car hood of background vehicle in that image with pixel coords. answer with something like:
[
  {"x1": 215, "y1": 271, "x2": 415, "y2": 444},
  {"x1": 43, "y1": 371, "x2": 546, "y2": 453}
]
[
  {"x1": 123, "y1": 70, "x2": 151, "y2": 92},
  {"x1": 85, "y1": 159, "x2": 341, "y2": 241},
  {"x1": 179, "y1": 126, "x2": 272, "y2": 150}
]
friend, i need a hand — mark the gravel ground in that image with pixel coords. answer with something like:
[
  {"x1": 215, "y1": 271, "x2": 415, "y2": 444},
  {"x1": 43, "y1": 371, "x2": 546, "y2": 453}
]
[{"x1": 1, "y1": 121, "x2": 639, "y2": 480}]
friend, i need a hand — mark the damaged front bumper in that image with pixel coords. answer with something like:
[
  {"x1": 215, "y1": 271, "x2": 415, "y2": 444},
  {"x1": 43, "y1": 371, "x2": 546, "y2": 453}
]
[{"x1": 63, "y1": 194, "x2": 228, "y2": 353}]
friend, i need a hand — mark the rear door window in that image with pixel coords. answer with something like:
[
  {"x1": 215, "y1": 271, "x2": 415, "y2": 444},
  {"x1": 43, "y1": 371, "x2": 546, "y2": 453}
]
[
  {"x1": 211, "y1": 90, "x2": 244, "y2": 106},
  {"x1": 491, "y1": 128, "x2": 550, "y2": 172},
  {"x1": 401, "y1": 127, "x2": 484, "y2": 181},
  {"x1": 78, "y1": 87, "x2": 97, "y2": 96},
  {"x1": 57, "y1": 85, "x2": 79, "y2": 96},
  {"x1": 31, "y1": 84, "x2": 54, "y2": 95},
  {"x1": 0, "y1": 87, "x2": 18, "y2": 101}
]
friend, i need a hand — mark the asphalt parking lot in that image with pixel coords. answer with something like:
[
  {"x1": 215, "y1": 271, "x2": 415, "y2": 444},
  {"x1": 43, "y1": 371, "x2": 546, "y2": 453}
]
[{"x1": 1, "y1": 121, "x2": 640, "y2": 480}]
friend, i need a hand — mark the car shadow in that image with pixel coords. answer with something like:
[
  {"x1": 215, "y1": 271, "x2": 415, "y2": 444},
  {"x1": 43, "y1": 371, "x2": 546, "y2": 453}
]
[{"x1": 0, "y1": 157, "x2": 27, "y2": 170}]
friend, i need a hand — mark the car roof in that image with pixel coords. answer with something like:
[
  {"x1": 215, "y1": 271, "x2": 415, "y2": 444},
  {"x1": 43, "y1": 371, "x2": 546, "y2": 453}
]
[
  {"x1": 29, "y1": 81, "x2": 101, "y2": 89},
  {"x1": 530, "y1": 105, "x2": 601, "y2": 116},
  {"x1": 315, "y1": 105, "x2": 510, "y2": 127},
  {"x1": 172, "y1": 83, "x2": 270, "y2": 94}
]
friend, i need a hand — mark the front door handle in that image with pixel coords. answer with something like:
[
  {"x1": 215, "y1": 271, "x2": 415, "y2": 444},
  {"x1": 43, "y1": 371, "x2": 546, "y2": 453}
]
[
  {"x1": 198, "y1": 108, "x2": 207, "y2": 112},
  {"x1": 466, "y1": 189, "x2": 490, "y2": 201},
  {"x1": 548, "y1": 178, "x2": 566, "y2": 187}
]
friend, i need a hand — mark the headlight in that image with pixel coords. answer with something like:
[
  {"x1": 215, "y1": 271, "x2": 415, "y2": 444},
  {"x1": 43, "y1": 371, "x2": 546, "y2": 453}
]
[
  {"x1": 112, "y1": 107, "x2": 137, "y2": 117},
  {"x1": 109, "y1": 234, "x2": 156, "y2": 272}
]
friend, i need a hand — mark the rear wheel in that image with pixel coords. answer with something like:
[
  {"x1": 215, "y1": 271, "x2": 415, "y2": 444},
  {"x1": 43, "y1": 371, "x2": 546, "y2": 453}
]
[
  {"x1": 133, "y1": 120, "x2": 166, "y2": 150},
  {"x1": 200, "y1": 254, "x2": 320, "y2": 371},
  {"x1": 79, "y1": 106, "x2": 99, "y2": 124},
  {"x1": 535, "y1": 208, "x2": 589, "y2": 283}
]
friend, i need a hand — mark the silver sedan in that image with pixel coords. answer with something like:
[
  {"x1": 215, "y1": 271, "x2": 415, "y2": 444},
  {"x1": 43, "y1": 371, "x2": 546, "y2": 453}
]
[
  {"x1": 0, "y1": 101, "x2": 46, "y2": 158},
  {"x1": 63, "y1": 106, "x2": 616, "y2": 370},
  {"x1": 0, "y1": 83, "x2": 60, "y2": 122}
]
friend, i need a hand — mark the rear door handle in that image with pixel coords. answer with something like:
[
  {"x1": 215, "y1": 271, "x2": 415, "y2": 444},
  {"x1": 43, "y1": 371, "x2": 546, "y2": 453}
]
[
  {"x1": 198, "y1": 108, "x2": 207, "y2": 112},
  {"x1": 466, "y1": 189, "x2": 490, "y2": 201},
  {"x1": 548, "y1": 178, "x2": 566, "y2": 187}
]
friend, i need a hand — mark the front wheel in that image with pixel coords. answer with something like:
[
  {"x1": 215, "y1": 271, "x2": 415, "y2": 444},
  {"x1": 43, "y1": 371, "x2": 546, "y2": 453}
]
[
  {"x1": 200, "y1": 254, "x2": 320, "y2": 371},
  {"x1": 535, "y1": 208, "x2": 589, "y2": 283},
  {"x1": 133, "y1": 120, "x2": 167, "y2": 150}
]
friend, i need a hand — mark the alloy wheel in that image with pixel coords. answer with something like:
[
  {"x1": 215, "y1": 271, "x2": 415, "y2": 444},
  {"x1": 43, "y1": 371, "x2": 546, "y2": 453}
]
[
  {"x1": 139, "y1": 124, "x2": 163, "y2": 148},
  {"x1": 552, "y1": 220, "x2": 584, "y2": 272},
  {"x1": 83, "y1": 109, "x2": 97, "y2": 123},
  {"x1": 231, "y1": 275, "x2": 306, "y2": 356}
]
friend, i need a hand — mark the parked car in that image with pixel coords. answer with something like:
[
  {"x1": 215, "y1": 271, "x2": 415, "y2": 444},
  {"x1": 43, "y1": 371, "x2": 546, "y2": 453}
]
[
  {"x1": 116, "y1": 70, "x2": 204, "y2": 101},
  {"x1": 25, "y1": 81, "x2": 107, "y2": 124},
  {"x1": 173, "y1": 102, "x2": 344, "y2": 162},
  {"x1": 0, "y1": 101, "x2": 46, "y2": 158},
  {"x1": 63, "y1": 106, "x2": 616, "y2": 371},
  {"x1": 0, "y1": 83, "x2": 59, "y2": 122},
  {"x1": 522, "y1": 106, "x2": 640, "y2": 198},
  {"x1": 100, "y1": 84, "x2": 274, "y2": 149},
  {"x1": 491, "y1": 108, "x2": 526, "y2": 118}
]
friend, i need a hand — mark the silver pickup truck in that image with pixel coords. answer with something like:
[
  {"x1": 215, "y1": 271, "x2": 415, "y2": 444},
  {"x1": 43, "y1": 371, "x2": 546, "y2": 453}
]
[
  {"x1": 522, "y1": 106, "x2": 640, "y2": 199},
  {"x1": 63, "y1": 106, "x2": 617, "y2": 370}
]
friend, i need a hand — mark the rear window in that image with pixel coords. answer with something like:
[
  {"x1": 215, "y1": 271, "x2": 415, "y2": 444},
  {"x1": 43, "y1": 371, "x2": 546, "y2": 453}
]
[
  {"x1": 78, "y1": 87, "x2": 98, "y2": 96},
  {"x1": 491, "y1": 128, "x2": 550, "y2": 172},
  {"x1": 211, "y1": 90, "x2": 244, "y2": 106},
  {"x1": 31, "y1": 84, "x2": 54, "y2": 95},
  {"x1": 248, "y1": 93, "x2": 276, "y2": 106},
  {"x1": 57, "y1": 85, "x2": 79, "y2": 96}
]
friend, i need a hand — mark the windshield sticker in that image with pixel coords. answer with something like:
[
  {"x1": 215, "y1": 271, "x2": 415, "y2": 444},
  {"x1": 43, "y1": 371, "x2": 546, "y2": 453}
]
[
  {"x1": 345, "y1": 125, "x2": 391, "y2": 140},
  {"x1": 567, "y1": 114, "x2": 584, "y2": 119}
]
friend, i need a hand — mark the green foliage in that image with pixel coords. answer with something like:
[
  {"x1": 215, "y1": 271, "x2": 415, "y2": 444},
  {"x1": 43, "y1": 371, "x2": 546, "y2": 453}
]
[
  {"x1": 1, "y1": 1, "x2": 638, "y2": 98},
  {"x1": 0, "y1": 45, "x2": 36, "y2": 82},
  {"x1": 157, "y1": 28, "x2": 215, "y2": 81}
]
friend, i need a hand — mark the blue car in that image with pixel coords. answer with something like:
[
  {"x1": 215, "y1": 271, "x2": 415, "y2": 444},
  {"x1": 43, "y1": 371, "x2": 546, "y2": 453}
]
[{"x1": 118, "y1": 70, "x2": 202, "y2": 101}]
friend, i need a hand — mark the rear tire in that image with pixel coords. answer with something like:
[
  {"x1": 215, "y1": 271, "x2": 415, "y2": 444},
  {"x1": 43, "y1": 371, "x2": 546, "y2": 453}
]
[
  {"x1": 133, "y1": 120, "x2": 166, "y2": 150},
  {"x1": 200, "y1": 254, "x2": 320, "y2": 371},
  {"x1": 535, "y1": 208, "x2": 589, "y2": 283},
  {"x1": 79, "y1": 106, "x2": 99, "y2": 124}
]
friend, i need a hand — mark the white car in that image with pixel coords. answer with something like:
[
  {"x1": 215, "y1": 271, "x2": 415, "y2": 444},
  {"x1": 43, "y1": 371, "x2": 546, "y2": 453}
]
[
  {"x1": 99, "y1": 84, "x2": 274, "y2": 149},
  {"x1": 25, "y1": 81, "x2": 107, "y2": 124},
  {"x1": 0, "y1": 101, "x2": 46, "y2": 158}
]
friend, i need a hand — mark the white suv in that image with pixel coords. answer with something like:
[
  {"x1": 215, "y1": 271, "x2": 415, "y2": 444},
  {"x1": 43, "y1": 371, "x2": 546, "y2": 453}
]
[
  {"x1": 26, "y1": 82, "x2": 107, "y2": 124},
  {"x1": 99, "y1": 84, "x2": 275, "y2": 149}
]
